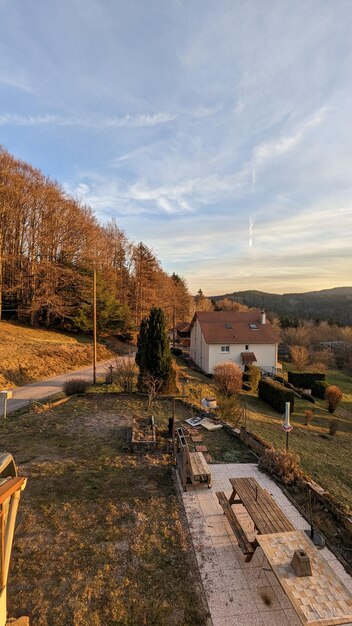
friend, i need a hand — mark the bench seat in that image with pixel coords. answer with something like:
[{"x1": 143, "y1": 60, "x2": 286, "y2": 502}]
[{"x1": 216, "y1": 491, "x2": 255, "y2": 561}]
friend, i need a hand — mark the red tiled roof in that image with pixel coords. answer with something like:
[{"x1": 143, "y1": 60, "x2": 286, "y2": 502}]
[{"x1": 191, "y1": 310, "x2": 280, "y2": 344}]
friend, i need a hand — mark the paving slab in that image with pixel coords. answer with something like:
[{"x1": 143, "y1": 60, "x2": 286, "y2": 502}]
[{"x1": 180, "y1": 462, "x2": 352, "y2": 626}]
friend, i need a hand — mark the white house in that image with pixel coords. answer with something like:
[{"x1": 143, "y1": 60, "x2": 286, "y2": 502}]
[{"x1": 189, "y1": 310, "x2": 280, "y2": 374}]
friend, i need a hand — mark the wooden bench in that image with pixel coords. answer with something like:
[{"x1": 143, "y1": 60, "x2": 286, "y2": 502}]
[
  {"x1": 187, "y1": 451, "x2": 212, "y2": 488},
  {"x1": 216, "y1": 491, "x2": 255, "y2": 561},
  {"x1": 174, "y1": 427, "x2": 212, "y2": 490}
]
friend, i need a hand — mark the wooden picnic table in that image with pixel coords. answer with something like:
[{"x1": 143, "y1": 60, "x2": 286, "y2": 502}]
[
  {"x1": 216, "y1": 476, "x2": 294, "y2": 561},
  {"x1": 229, "y1": 477, "x2": 295, "y2": 534},
  {"x1": 257, "y1": 530, "x2": 352, "y2": 626}
]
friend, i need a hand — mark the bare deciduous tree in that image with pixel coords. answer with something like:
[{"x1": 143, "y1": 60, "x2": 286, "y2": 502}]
[{"x1": 142, "y1": 371, "x2": 163, "y2": 410}]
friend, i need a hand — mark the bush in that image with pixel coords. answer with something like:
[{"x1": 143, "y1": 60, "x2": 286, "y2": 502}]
[
  {"x1": 311, "y1": 380, "x2": 329, "y2": 399},
  {"x1": 258, "y1": 448, "x2": 304, "y2": 485},
  {"x1": 288, "y1": 371, "x2": 325, "y2": 388},
  {"x1": 217, "y1": 394, "x2": 242, "y2": 426},
  {"x1": 111, "y1": 357, "x2": 136, "y2": 392},
  {"x1": 325, "y1": 385, "x2": 343, "y2": 414},
  {"x1": 64, "y1": 378, "x2": 89, "y2": 396},
  {"x1": 328, "y1": 419, "x2": 339, "y2": 436},
  {"x1": 258, "y1": 379, "x2": 295, "y2": 413},
  {"x1": 248, "y1": 365, "x2": 261, "y2": 392},
  {"x1": 242, "y1": 383, "x2": 251, "y2": 391},
  {"x1": 213, "y1": 362, "x2": 243, "y2": 397},
  {"x1": 290, "y1": 345, "x2": 309, "y2": 371}
]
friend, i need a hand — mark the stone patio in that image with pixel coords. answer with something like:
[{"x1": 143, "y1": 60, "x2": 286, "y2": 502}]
[{"x1": 181, "y1": 463, "x2": 352, "y2": 626}]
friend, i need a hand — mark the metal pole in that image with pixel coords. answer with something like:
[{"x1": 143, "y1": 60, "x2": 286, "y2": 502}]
[
  {"x1": 173, "y1": 305, "x2": 176, "y2": 352},
  {"x1": 286, "y1": 431, "x2": 289, "y2": 453},
  {"x1": 93, "y1": 268, "x2": 97, "y2": 385}
]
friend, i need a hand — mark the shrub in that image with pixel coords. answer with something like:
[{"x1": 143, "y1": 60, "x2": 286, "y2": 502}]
[
  {"x1": 111, "y1": 357, "x2": 136, "y2": 392},
  {"x1": 325, "y1": 385, "x2": 343, "y2": 414},
  {"x1": 242, "y1": 383, "x2": 251, "y2": 391},
  {"x1": 328, "y1": 419, "x2": 339, "y2": 436},
  {"x1": 248, "y1": 365, "x2": 261, "y2": 392},
  {"x1": 288, "y1": 371, "x2": 325, "y2": 389},
  {"x1": 290, "y1": 345, "x2": 309, "y2": 371},
  {"x1": 64, "y1": 378, "x2": 89, "y2": 396},
  {"x1": 312, "y1": 380, "x2": 329, "y2": 399},
  {"x1": 258, "y1": 379, "x2": 295, "y2": 413},
  {"x1": 258, "y1": 448, "x2": 304, "y2": 485},
  {"x1": 305, "y1": 410, "x2": 314, "y2": 426},
  {"x1": 213, "y1": 362, "x2": 243, "y2": 397},
  {"x1": 217, "y1": 394, "x2": 242, "y2": 426}
]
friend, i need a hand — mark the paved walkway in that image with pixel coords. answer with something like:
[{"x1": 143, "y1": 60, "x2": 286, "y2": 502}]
[
  {"x1": 0, "y1": 355, "x2": 134, "y2": 416},
  {"x1": 181, "y1": 463, "x2": 352, "y2": 626}
]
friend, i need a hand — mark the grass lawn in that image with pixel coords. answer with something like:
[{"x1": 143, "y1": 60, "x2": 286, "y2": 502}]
[
  {"x1": 240, "y1": 368, "x2": 352, "y2": 510},
  {"x1": 3, "y1": 395, "x2": 209, "y2": 626}
]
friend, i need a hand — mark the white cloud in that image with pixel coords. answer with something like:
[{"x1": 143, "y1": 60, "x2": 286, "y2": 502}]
[{"x1": 0, "y1": 112, "x2": 175, "y2": 128}]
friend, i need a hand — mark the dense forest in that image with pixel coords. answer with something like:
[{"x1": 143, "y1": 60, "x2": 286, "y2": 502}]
[
  {"x1": 211, "y1": 288, "x2": 352, "y2": 326},
  {"x1": 0, "y1": 147, "x2": 191, "y2": 336}
]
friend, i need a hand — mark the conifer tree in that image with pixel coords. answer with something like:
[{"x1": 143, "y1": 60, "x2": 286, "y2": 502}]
[{"x1": 136, "y1": 307, "x2": 173, "y2": 391}]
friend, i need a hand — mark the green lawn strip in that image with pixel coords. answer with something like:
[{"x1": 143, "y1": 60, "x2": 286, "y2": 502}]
[
  {"x1": 242, "y1": 390, "x2": 352, "y2": 509},
  {"x1": 2, "y1": 396, "x2": 209, "y2": 626}
]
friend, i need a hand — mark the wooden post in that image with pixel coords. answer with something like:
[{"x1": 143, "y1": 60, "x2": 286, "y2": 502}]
[{"x1": 93, "y1": 268, "x2": 97, "y2": 385}]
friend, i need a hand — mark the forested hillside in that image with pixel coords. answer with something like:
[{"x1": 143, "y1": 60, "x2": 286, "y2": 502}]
[
  {"x1": 211, "y1": 288, "x2": 352, "y2": 326},
  {"x1": 0, "y1": 147, "x2": 191, "y2": 335}
]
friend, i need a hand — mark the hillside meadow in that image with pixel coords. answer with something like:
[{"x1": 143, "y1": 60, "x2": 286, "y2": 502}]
[{"x1": 0, "y1": 321, "x2": 113, "y2": 388}]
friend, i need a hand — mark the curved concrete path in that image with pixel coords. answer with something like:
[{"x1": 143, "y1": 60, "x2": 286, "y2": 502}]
[{"x1": 0, "y1": 354, "x2": 135, "y2": 416}]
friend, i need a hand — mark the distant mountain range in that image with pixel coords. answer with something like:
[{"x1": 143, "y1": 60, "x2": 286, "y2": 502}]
[{"x1": 210, "y1": 287, "x2": 352, "y2": 325}]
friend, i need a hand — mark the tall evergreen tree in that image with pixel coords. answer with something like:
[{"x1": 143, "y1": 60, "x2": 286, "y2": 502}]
[{"x1": 136, "y1": 307, "x2": 173, "y2": 391}]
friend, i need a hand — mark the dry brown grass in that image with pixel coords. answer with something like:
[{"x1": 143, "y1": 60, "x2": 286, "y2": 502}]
[
  {"x1": 3, "y1": 395, "x2": 209, "y2": 626},
  {"x1": 0, "y1": 321, "x2": 113, "y2": 388}
]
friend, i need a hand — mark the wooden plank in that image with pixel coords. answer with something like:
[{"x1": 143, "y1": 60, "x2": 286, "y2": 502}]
[
  {"x1": 216, "y1": 491, "x2": 255, "y2": 562},
  {"x1": 189, "y1": 452, "x2": 210, "y2": 477},
  {"x1": 0, "y1": 477, "x2": 26, "y2": 505},
  {"x1": 229, "y1": 477, "x2": 294, "y2": 535},
  {"x1": 241, "y1": 478, "x2": 289, "y2": 533}
]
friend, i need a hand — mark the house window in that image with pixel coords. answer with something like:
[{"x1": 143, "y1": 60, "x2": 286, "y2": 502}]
[
  {"x1": 221, "y1": 345, "x2": 230, "y2": 352},
  {"x1": 249, "y1": 323, "x2": 258, "y2": 330},
  {"x1": 225, "y1": 323, "x2": 232, "y2": 329},
  {"x1": 245, "y1": 345, "x2": 249, "y2": 350}
]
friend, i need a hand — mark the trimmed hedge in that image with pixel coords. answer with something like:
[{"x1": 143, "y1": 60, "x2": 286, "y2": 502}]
[
  {"x1": 258, "y1": 379, "x2": 295, "y2": 413},
  {"x1": 312, "y1": 380, "x2": 330, "y2": 399},
  {"x1": 288, "y1": 371, "x2": 325, "y2": 388}
]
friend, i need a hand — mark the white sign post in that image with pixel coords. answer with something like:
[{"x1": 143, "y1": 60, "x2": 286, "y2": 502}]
[{"x1": 282, "y1": 401, "x2": 293, "y2": 452}]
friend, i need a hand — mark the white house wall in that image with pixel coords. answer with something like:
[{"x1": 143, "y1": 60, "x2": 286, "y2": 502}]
[
  {"x1": 207, "y1": 343, "x2": 277, "y2": 374},
  {"x1": 190, "y1": 319, "x2": 210, "y2": 372}
]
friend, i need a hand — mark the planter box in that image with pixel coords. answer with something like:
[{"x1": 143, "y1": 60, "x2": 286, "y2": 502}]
[{"x1": 130, "y1": 416, "x2": 156, "y2": 453}]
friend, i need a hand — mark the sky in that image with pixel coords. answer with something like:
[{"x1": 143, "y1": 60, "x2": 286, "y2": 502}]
[{"x1": 0, "y1": 0, "x2": 352, "y2": 296}]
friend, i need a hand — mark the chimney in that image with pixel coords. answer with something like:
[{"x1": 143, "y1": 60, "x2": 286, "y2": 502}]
[{"x1": 261, "y1": 310, "x2": 266, "y2": 325}]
